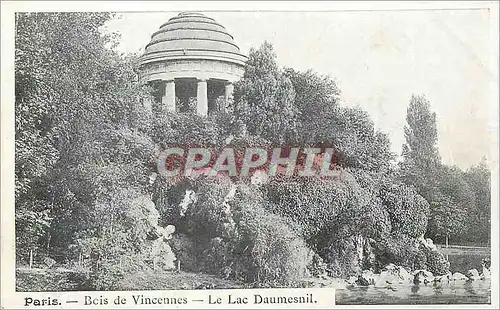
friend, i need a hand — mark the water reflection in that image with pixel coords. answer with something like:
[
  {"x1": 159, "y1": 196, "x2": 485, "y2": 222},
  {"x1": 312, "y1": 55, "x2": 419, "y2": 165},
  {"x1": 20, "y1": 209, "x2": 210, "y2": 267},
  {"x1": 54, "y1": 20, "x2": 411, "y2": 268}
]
[{"x1": 336, "y1": 281, "x2": 491, "y2": 305}]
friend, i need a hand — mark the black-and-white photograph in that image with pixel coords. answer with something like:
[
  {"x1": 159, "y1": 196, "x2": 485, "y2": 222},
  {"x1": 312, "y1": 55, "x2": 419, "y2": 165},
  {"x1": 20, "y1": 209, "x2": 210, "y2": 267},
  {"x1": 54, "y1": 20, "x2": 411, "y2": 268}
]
[{"x1": 3, "y1": 1, "x2": 498, "y2": 307}]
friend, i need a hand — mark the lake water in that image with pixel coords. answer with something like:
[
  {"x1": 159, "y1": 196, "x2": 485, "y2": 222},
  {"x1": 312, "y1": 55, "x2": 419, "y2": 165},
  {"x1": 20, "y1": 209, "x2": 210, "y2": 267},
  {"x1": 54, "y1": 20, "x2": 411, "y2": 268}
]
[
  {"x1": 336, "y1": 280, "x2": 491, "y2": 305},
  {"x1": 337, "y1": 245, "x2": 491, "y2": 305},
  {"x1": 336, "y1": 280, "x2": 491, "y2": 304}
]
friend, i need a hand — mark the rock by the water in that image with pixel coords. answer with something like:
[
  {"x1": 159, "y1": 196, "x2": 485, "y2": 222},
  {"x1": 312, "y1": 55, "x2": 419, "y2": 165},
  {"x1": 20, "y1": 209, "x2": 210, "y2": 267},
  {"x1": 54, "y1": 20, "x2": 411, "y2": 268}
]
[
  {"x1": 301, "y1": 277, "x2": 347, "y2": 289},
  {"x1": 365, "y1": 264, "x2": 413, "y2": 286},
  {"x1": 374, "y1": 271, "x2": 397, "y2": 288},
  {"x1": 384, "y1": 265, "x2": 413, "y2": 284},
  {"x1": 451, "y1": 272, "x2": 468, "y2": 281},
  {"x1": 346, "y1": 275, "x2": 358, "y2": 286},
  {"x1": 433, "y1": 273, "x2": 451, "y2": 284},
  {"x1": 466, "y1": 268, "x2": 481, "y2": 281},
  {"x1": 382, "y1": 263, "x2": 397, "y2": 272},
  {"x1": 413, "y1": 270, "x2": 434, "y2": 285},
  {"x1": 397, "y1": 266, "x2": 413, "y2": 284}
]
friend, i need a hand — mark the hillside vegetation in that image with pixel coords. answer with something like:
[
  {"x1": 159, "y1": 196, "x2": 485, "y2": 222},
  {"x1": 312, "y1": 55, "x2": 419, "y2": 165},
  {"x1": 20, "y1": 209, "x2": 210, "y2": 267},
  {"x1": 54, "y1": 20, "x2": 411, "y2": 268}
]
[{"x1": 15, "y1": 13, "x2": 490, "y2": 290}]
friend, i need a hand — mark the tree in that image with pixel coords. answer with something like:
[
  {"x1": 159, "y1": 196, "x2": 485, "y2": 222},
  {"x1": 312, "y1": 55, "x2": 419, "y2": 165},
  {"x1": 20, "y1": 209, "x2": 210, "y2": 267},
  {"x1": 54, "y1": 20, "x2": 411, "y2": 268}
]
[
  {"x1": 426, "y1": 192, "x2": 466, "y2": 246},
  {"x1": 464, "y1": 158, "x2": 491, "y2": 244},
  {"x1": 400, "y1": 95, "x2": 441, "y2": 196},
  {"x1": 399, "y1": 95, "x2": 474, "y2": 245},
  {"x1": 284, "y1": 68, "x2": 340, "y2": 144},
  {"x1": 15, "y1": 12, "x2": 154, "y2": 264},
  {"x1": 285, "y1": 67, "x2": 394, "y2": 172},
  {"x1": 233, "y1": 42, "x2": 298, "y2": 144},
  {"x1": 379, "y1": 182, "x2": 430, "y2": 239}
]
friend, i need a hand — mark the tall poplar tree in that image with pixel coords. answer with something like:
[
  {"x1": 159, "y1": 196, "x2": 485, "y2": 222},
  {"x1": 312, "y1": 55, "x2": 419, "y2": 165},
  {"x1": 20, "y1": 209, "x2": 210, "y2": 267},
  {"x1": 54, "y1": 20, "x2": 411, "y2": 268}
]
[
  {"x1": 400, "y1": 95, "x2": 441, "y2": 196},
  {"x1": 399, "y1": 95, "x2": 461, "y2": 244}
]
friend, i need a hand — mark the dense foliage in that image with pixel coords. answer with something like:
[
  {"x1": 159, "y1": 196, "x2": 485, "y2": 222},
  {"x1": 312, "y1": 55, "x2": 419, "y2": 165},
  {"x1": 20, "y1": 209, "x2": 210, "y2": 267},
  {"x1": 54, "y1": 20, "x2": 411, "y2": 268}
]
[
  {"x1": 399, "y1": 96, "x2": 491, "y2": 245},
  {"x1": 15, "y1": 12, "x2": 155, "y2": 270},
  {"x1": 15, "y1": 13, "x2": 490, "y2": 289}
]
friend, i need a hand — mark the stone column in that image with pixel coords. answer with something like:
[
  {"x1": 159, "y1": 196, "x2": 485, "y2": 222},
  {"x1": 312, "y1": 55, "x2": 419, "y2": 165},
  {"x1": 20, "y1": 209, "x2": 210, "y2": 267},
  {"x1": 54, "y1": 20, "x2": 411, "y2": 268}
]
[
  {"x1": 196, "y1": 79, "x2": 208, "y2": 116},
  {"x1": 224, "y1": 83, "x2": 234, "y2": 102},
  {"x1": 162, "y1": 80, "x2": 176, "y2": 112}
]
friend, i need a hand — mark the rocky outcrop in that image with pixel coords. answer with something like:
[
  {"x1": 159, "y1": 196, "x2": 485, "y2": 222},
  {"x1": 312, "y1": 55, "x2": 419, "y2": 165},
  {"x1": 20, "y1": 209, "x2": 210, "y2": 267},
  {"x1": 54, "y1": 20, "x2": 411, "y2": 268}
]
[
  {"x1": 451, "y1": 272, "x2": 468, "y2": 282},
  {"x1": 413, "y1": 270, "x2": 434, "y2": 285},
  {"x1": 466, "y1": 269, "x2": 481, "y2": 281},
  {"x1": 376, "y1": 264, "x2": 413, "y2": 287},
  {"x1": 433, "y1": 273, "x2": 451, "y2": 283},
  {"x1": 346, "y1": 261, "x2": 490, "y2": 289}
]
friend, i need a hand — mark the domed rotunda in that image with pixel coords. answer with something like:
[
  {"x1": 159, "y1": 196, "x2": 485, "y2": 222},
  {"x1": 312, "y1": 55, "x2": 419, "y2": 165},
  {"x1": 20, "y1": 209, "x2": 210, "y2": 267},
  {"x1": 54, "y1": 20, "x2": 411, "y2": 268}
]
[{"x1": 138, "y1": 12, "x2": 247, "y2": 116}]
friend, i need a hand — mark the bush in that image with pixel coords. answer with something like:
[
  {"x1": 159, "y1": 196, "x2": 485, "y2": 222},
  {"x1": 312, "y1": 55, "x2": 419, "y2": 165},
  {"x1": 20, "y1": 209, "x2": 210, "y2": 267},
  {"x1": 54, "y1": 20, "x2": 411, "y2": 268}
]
[
  {"x1": 238, "y1": 207, "x2": 310, "y2": 285},
  {"x1": 380, "y1": 183, "x2": 429, "y2": 238},
  {"x1": 307, "y1": 253, "x2": 327, "y2": 277},
  {"x1": 322, "y1": 235, "x2": 378, "y2": 278},
  {"x1": 264, "y1": 172, "x2": 366, "y2": 248},
  {"x1": 202, "y1": 237, "x2": 237, "y2": 277},
  {"x1": 231, "y1": 185, "x2": 311, "y2": 285},
  {"x1": 16, "y1": 269, "x2": 84, "y2": 292},
  {"x1": 168, "y1": 181, "x2": 312, "y2": 286},
  {"x1": 425, "y1": 250, "x2": 450, "y2": 275},
  {"x1": 151, "y1": 112, "x2": 228, "y2": 148},
  {"x1": 373, "y1": 232, "x2": 421, "y2": 271},
  {"x1": 416, "y1": 240, "x2": 450, "y2": 275}
]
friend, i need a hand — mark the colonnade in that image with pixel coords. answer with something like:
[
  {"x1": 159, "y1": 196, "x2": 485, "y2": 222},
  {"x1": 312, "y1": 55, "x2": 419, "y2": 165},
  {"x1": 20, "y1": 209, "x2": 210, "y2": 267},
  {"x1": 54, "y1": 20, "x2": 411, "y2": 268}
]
[{"x1": 162, "y1": 79, "x2": 234, "y2": 116}]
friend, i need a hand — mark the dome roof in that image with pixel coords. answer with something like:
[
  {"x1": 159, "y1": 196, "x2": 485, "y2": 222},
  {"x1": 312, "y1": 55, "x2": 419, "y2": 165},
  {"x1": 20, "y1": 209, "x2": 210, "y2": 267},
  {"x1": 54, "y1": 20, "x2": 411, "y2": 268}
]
[{"x1": 140, "y1": 12, "x2": 247, "y2": 66}]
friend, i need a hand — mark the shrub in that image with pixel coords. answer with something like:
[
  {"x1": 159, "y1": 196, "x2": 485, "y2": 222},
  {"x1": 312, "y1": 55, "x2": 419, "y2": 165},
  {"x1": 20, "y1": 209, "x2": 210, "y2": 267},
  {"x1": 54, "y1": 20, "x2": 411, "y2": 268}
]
[
  {"x1": 380, "y1": 183, "x2": 429, "y2": 238},
  {"x1": 264, "y1": 174, "x2": 356, "y2": 248},
  {"x1": 171, "y1": 182, "x2": 312, "y2": 286},
  {"x1": 307, "y1": 253, "x2": 327, "y2": 277},
  {"x1": 202, "y1": 237, "x2": 237, "y2": 277},
  {"x1": 322, "y1": 235, "x2": 378, "y2": 278},
  {"x1": 238, "y1": 207, "x2": 310, "y2": 285},
  {"x1": 151, "y1": 112, "x2": 226, "y2": 148},
  {"x1": 231, "y1": 185, "x2": 311, "y2": 286},
  {"x1": 425, "y1": 249, "x2": 450, "y2": 275},
  {"x1": 373, "y1": 232, "x2": 421, "y2": 271},
  {"x1": 16, "y1": 269, "x2": 83, "y2": 292},
  {"x1": 416, "y1": 240, "x2": 450, "y2": 275},
  {"x1": 266, "y1": 170, "x2": 392, "y2": 254}
]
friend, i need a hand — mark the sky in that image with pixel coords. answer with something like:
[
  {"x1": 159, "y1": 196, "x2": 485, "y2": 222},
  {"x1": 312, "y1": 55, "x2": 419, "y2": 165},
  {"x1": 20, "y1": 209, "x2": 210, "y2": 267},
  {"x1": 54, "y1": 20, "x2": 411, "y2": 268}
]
[{"x1": 104, "y1": 9, "x2": 495, "y2": 170}]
